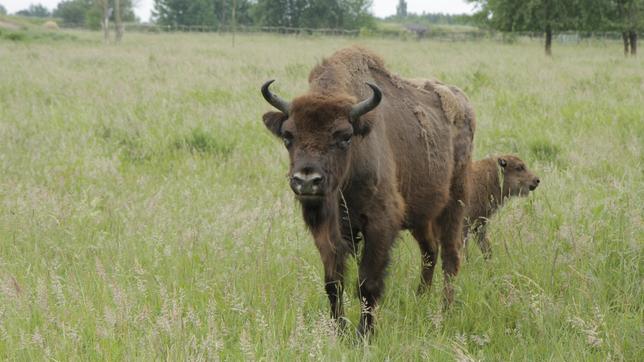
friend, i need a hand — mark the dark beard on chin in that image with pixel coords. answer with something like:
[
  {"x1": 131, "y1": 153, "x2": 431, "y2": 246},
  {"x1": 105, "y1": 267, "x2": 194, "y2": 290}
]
[{"x1": 301, "y1": 195, "x2": 336, "y2": 230}]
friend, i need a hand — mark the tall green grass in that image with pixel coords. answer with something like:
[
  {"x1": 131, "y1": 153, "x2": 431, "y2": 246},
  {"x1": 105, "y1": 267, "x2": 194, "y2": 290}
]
[{"x1": 0, "y1": 31, "x2": 642, "y2": 360}]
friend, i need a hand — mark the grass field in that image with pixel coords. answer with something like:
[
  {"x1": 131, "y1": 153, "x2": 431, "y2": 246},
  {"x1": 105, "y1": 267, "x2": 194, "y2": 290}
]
[{"x1": 0, "y1": 31, "x2": 642, "y2": 360}]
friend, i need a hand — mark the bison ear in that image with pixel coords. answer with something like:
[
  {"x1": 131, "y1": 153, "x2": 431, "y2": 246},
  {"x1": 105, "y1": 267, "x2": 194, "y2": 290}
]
[
  {"x1": 498, "y1": 158, "x2": 507, "y2": 168},
  {"x1": 262, "y1": 111, "x2": 287, "y2": 137},
  {"x1": 351, "y1": 114, "x2": 376, "y2": 137}
]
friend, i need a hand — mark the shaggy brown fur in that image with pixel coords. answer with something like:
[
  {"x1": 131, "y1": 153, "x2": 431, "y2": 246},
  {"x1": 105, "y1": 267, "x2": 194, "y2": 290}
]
[
  {"x1": 261, "y1": 46, "x2": 475, "y2": 335},
  {"x1": 464, "y1": 155, "x2": 540, "y2": 259}
]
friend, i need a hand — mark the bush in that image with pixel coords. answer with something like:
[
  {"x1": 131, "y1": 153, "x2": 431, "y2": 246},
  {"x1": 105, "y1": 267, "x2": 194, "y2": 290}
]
[{"x1": 0, "y1": 30, "x2": 26, "y2": 41}]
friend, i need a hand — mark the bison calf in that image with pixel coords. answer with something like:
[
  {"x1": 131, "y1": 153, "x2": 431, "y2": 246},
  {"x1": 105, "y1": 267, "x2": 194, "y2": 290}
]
[{"x1": 464, "y1": 155, "x2": 540, "y2": 259}]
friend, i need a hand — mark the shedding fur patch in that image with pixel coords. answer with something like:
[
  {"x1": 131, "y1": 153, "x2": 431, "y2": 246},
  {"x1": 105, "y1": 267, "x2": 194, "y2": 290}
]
[
  {"x1": 430, "y1": 81, "x2": 464, "y2": 126},
  {"x1": 413, "y1": 106, "x2": 436, "y2": 180},
  {"x1": 408, "y1": 79, "x2": 466, "y2": 127}
]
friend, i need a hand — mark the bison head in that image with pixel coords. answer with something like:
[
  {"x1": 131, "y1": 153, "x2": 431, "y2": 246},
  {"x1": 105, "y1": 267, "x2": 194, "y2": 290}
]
[
  {"x1": 261, "y1": 80, "x2": 382, "y2": 206},
  {"x1": 497, "y1": 155, "x2": 540, "y2": 197}
]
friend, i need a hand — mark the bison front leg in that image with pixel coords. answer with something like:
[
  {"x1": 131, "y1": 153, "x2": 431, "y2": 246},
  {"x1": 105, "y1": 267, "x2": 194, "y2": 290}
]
[
  {"x1": 314, "y1": 230, "x2": 350, "y2": 331},
  {"x1": 356, "y1": 221, "x2": 397, "y2": 337},
  {"x1": 323, "y1": 254, "x2": 348, "y2": 328}
]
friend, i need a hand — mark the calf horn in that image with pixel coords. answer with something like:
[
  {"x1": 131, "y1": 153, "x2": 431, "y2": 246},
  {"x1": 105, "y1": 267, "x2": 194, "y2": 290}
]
[
  {"x1": 261, "y1": 80, "x2": 291, "y2": 115},
  {"x1": 350, "y1": 82, "x2": 382, "y2": 121}
]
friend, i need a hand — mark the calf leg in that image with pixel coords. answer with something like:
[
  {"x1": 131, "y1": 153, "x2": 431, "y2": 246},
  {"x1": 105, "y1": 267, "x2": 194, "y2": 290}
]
[
  {"x1": 412, "y1": 222, "x2": 439, "y2": 293},
  {"x1": 462, "y1": 223, "x2": 471, "y2": 260},
  {"x1": 356, "y1": 221, "x2": 398, "y2": 337},
  {"x1": 474, "y1": 223, "x2": 492, "y2": 260}
]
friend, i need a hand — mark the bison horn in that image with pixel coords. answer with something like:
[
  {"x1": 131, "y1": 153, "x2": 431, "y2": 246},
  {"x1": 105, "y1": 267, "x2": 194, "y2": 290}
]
[
  {"x1": 261, "y1": 80, "x2": 291, "y2": 115},
  {"x1": 350, "y1": 82, "x2": 382, "y2": 121}
]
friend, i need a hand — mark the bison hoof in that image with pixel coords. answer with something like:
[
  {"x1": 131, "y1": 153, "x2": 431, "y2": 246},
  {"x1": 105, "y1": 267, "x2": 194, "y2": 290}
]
[
  {"x1": 417, "y1": 282, "x2": 433, "y2": 295},
  {"x1": 334, "y1": 317, "x2": 348, "y2": 335},
  {"x1": 356, "y1": 326, "x2": 370, "y2": 341},
  {"x1": 356, "y1": 320, "x2": 374, "y2": 340}
]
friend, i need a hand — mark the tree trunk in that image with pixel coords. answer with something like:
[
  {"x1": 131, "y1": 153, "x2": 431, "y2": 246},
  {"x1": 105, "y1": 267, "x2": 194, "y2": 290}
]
[
  {"x1": 102, "y1": 0, "x2": 109, "y2": 43},
  {"x1": 232, "y1": 0, "x2": 236, "y2": 47},
  {"x1": 545, "y1": 26, "x2": 552, "y2": 56},
  {"x1": 115, "y1": 0, "x2": 123, "y2": 42},
  {"x1": 629, "y1": 31, "x2": 637, "y2": 56},
  {"x1": 622, "y1": 32, "x2": 630, "y2": 56},
  {"x1": 221, "y1": 0, "x2": 226, "y2": 32}
]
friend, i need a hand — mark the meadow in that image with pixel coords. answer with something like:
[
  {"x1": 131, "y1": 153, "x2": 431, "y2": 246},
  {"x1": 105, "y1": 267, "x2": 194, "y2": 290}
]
[{"x1": 0, "y1": 31, "x2": 642, "y2": 360}]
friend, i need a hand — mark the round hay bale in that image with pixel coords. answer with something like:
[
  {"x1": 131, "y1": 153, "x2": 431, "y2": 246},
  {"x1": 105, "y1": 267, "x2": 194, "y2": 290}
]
[{"x1": 43, "y1": 21, "x2": 59, "y2": 31}]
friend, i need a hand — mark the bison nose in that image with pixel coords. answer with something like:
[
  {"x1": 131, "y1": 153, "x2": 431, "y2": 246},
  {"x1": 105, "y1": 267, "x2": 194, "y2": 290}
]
[
  {"x1": 529, "y1": 178, "x2": 540, "y2": 191},
  {"x1": 290, "y1": 171, "x2": 324, "y2": 195}
]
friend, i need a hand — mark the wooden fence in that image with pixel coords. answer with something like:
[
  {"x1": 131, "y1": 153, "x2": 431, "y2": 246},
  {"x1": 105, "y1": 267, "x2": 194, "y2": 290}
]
[
  {"x1": 59, "y1": 22, "x2": 639, "y2": 43},
  {"x1": 61, "y1": 23, "x2": 360, "y2": 37}
]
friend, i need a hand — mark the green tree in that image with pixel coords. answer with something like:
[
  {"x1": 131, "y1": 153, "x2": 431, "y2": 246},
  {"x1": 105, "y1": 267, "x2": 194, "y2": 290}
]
[
  {"x1": 300, "y1": 0, "x2": 343, "y2": 28},
  {"x1": 342, "y1": 0, "x2": 375, "y2": 29},
  {"x1": 0, "y1": 4, "x2": 7, "y2": 15},
  {"x1": 253, "y1": 0, "x2": 373, "y2": 29},
  {"x1": 54, "y1": 0, "x2": 91, "y2": 25},
  {"x1": 252, "y1": 0, "x2": 291, "y2": 27},
  {"x1": 16, "y1": 3, "x2": 51, "y2": 17},
  {"x1": 469, "y1": 0, "x2": 577, "y2": 55},
  {"x1": 577, "y1": 0, "x2": 610, "y2": 31},
  {"x1": 384, "y1": 12, "x2": 475, "y2": 26},
  {"x1": 219, "y1": 0, "x2": 254, "y2": 27},
  {"x1": 612, "y1": 0, "x2": 642, "y2": 55},
  {"x1": 153, "y1": 0, "x2": 252, "y2": 27},
  {"x1": 396, "y1": 0, "x2": 407, "y2": 17},
  {"x1": 576, "y1": 0, "x2": 642, "y2": 55},
  {"x1": 53, "y1": 0, "x2": 136, "y2": 29}
]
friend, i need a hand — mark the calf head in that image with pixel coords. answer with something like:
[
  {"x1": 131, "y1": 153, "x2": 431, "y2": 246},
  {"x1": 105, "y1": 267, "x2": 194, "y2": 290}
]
[
  {"x1": 261, "y1": 80, "x2": 382, "y2": 209},
  {"x1": 497, "y1": 155, "x2": 540, "y2": 197}
]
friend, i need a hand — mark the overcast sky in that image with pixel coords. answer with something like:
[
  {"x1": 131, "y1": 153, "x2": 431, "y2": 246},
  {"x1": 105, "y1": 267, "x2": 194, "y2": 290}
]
[{"x1": 2, "y1": 0, "x2": 476, "y2": 22}]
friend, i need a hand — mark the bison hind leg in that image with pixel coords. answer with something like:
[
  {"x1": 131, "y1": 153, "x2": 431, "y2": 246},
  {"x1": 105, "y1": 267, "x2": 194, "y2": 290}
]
[{"x1": 436, "y1": 175, "x2": 468, "y2": 308}]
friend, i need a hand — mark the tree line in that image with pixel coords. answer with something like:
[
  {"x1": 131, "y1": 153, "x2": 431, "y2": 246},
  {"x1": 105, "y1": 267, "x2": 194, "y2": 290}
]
[
  {"x1": 7, "y1": 0, "x2": 136, "y2": 31},
  {"x1": 467, "y1": 0, "x2": 642, "y2": 55},
  {"x1": 152, "y1": 0, "x2": 374, "y2": 30},
  {"x1": 8, "y1": 0, "x2": 375, "y2": 31},
  {"x1": 391, "y1": 0, "x2": 474, "y2": 25},
  {"x1": 6, "y1": 0, "x2": 641, "y2": 54}
]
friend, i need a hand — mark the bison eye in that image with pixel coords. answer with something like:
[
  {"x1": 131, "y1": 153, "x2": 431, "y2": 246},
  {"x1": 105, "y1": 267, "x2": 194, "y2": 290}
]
[
  {"x1": 282, "y1": 132, "x2": 293, "y2": 148},
  {"x1": 517, "y1": 165, "x2": 525, "y2": 172},
  {"x1": 336, "y1": 134, "x2": 352, "y2": 150}
]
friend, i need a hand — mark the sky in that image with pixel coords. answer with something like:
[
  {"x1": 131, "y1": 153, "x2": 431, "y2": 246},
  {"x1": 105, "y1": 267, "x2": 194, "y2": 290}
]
[{"x1": 2, "y1": 0, "x2": 476, "y2": 22}]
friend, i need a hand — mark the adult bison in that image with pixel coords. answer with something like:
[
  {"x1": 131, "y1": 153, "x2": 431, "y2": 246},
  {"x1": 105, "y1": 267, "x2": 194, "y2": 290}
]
[{"x1": 260, "y1": 47, "x2": 475, "y2": 335}]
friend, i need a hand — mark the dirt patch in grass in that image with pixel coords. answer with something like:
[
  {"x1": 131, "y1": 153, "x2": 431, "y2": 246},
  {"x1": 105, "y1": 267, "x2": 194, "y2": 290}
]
[{"x1": 0, "y1": 20, "x2": 21, "y2": 30}]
